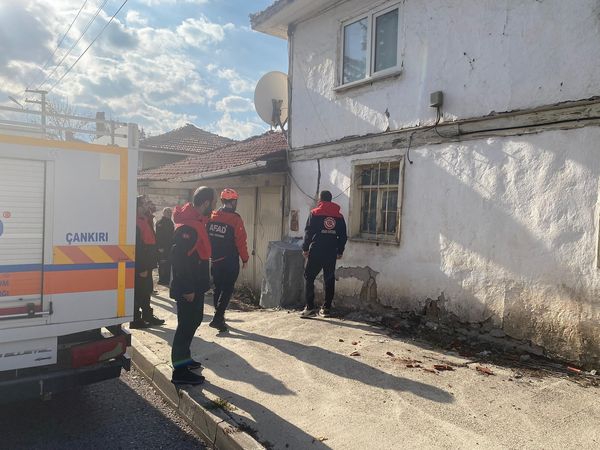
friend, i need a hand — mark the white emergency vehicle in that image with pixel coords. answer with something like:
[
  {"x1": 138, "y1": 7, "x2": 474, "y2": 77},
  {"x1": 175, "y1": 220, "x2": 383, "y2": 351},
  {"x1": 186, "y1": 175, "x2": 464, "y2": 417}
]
[{"x1": 0, "y1": 102, "x2": 137, "y2": 402}]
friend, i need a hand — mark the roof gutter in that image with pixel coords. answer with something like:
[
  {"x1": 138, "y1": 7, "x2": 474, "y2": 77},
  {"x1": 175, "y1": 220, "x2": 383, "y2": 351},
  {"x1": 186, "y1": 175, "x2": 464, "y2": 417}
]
[
  {"x1": 251, "y1": 0, "x2": 339, "y2": 39},
  {"x1": 139, "y1": 147, "x2": 197, "y2": 156},
  {"x1": 180, "y1": 160, "x2": 268, "y2": 182}
]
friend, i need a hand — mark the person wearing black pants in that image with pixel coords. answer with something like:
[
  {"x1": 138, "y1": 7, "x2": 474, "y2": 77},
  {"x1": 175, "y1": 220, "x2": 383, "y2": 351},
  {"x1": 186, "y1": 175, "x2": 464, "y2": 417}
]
[
  {"x1": 207, "y1": 189, "x2": 249, "y2": 332},
  {"x1": 301, "y1": 190, "x2": 348, "y2": 318},
  {"x1": 170, "y1": 187, "x2": 215, "y2": 386},
  {"x1": 156, "y1": 207, "x2": 174, "y2": 285},
  {"x1": 131, "y1": 195, "x2": 165, "y2": 329}
]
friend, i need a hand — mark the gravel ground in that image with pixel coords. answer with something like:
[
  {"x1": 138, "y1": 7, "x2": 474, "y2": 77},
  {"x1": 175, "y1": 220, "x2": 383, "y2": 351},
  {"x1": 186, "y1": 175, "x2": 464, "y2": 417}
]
[{"x1": 0, "y1": 368, "x2": 206, "y2": 450}]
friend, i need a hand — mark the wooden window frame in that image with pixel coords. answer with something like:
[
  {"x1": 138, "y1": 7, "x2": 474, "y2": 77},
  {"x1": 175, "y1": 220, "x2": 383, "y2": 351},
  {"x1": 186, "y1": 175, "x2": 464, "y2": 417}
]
[{"x1": 349, "y1": 157, "x2": 405, "y2": 244}]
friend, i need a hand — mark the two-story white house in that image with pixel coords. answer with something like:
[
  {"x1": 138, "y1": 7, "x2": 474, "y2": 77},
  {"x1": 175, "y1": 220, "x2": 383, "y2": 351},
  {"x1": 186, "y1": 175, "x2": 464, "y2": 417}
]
[{"x1": 252, "y1": 0, "x2": 600, "y2": 366}]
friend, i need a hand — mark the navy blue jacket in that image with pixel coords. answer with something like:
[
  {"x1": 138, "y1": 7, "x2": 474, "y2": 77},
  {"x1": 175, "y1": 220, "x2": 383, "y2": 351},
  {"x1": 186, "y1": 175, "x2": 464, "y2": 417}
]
[{"x1": 302, "y1": 201, "x2": 347, "y2": 256}]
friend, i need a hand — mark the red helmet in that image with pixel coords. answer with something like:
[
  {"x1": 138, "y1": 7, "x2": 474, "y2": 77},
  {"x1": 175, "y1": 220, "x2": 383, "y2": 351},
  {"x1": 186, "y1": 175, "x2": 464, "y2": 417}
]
[{"x1": 220, "y1": 188, "x2": 239, "y2": 200}]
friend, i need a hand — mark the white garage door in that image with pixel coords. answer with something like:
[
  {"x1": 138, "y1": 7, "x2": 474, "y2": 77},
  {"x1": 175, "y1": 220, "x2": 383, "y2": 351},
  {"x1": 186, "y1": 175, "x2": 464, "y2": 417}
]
[{"x1": 0, "y1": 158, "x2": 45, "y2": 316}]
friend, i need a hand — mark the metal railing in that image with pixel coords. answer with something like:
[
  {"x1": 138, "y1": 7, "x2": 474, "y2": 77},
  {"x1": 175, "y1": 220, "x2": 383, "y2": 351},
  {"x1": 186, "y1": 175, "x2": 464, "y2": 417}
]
[{"x1": 0, "y1": 97, "x2": 131, "y2": 146}]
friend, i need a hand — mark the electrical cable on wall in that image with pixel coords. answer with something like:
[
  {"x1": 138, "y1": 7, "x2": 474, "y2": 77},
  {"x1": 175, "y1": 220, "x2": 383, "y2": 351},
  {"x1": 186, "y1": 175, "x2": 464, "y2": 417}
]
[
  {"x1": 405, "y1": 105, "x2": 461, "y2": 164},
  {"x1": 279, "y1": 125, "x2": 320, "y2": 201}
]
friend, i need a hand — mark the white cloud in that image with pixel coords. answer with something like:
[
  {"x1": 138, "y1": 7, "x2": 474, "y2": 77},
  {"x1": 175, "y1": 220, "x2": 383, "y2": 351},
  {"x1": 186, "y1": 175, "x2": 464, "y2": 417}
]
[
  {"x1": 215, "y1": 95, "x2": 254, "y2": 112},
  {"x1": 216, "y1": 68, "x2": 255, "y2": 94},
  {"x1": 125, "y1": 10, "x2": 147, "y2": 27},
  {"x1": 0, "y1": 1, "x2": 273, "y2": 138},
  {"x1": 176, "y1": 17, "x2": 234, "y2": 48},
  {"x1": 138, "y1": 0, "x2": 208, "y2": 5},
  {"x1": 209, "y1": 112, "x2": 267, "y2": 140}
]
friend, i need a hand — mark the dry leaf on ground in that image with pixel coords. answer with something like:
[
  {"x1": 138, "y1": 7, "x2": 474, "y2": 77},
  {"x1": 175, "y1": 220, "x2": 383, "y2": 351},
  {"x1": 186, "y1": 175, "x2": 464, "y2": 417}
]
[{"x1": 476, "y1": 366, "x2": 495, "y2": 376}]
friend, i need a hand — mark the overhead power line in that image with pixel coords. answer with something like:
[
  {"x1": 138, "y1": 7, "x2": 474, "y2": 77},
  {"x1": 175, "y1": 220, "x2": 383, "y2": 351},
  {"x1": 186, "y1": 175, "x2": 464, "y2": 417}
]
[
  {"x1": 48, "y1": 0, "x2": 129, "y2": 94},
  {"x1": 25, "y1": 0, "x2": 90, "y2": 92},
  {"x1": 38, "y1": 0, "x2": 110, "y2": 90}
]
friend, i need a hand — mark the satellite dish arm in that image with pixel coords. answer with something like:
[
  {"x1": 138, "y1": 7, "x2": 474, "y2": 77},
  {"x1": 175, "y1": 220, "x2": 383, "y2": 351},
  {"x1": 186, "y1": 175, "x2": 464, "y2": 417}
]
[{"x1": 271, "y1": 99, "x2": 283, "y2": 129}]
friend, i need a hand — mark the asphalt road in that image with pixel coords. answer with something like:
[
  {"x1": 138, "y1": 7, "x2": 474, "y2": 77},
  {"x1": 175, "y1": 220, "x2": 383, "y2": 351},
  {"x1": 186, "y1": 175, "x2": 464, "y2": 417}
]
[{"x1": 0, "y1": 368, "x2": 206, "y2": 450}]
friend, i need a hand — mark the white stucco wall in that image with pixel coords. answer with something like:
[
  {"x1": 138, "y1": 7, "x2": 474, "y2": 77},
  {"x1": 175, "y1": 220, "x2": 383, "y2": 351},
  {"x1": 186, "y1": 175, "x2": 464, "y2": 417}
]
[
  {"x1": 289, "y1": 127, "x2": 600, "y2": 363},
  {"x1": 290, "y1": 0, "x2": 600, "y2": 148}
]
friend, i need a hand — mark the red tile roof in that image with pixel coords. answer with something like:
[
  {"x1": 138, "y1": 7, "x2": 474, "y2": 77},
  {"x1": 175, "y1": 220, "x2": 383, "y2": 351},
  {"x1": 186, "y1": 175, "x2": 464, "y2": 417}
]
[
  {"x1": 140, "y1": 124, "x2": 234, "y2": 155},
  {"x1": 138, "y1": 131, "x2": 288, "y2": 181}
]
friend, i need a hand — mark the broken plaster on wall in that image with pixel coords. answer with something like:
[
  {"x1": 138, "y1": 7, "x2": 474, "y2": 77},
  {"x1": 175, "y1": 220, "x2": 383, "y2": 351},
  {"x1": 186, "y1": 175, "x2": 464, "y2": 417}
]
[{"x1": 317, "y1": 266, "x2": 379, "y2": 309}]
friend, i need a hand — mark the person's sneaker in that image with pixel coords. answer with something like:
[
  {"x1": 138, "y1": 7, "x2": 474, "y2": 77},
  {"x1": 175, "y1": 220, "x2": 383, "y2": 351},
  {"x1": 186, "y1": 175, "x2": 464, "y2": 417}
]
[
  {"x1": 129, "y1": 319, "x2": 150, "y2": 329},
  {"x1": 145, "y1": 315, "x2": 165, "y2": 326},
  {"x1": 300, "y1": 308, "x2": 318, "y2": 319},
  {"x1": 209, "y1": 320, "x2": 229, "y2": 333},
  {"x1": 319, "y1": 307, "x2": 332, "y2": 318},
  {"x1": 171, "y1": 369, "x2": 205, "y2": 386},
  {"x1": 187, "y1": 360, "x2": 203, "y2": 370}
]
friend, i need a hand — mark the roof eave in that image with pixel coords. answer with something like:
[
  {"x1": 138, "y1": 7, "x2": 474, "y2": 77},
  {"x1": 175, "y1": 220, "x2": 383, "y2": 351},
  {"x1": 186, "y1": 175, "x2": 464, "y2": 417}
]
[{"x1": 250, "y1": 0, "x2": 335, "y2": 39}]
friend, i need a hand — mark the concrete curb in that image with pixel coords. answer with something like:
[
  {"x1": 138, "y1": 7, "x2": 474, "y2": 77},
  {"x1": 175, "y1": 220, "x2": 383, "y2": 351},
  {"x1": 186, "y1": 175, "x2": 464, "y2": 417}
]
[{"x1": 130, "y1": 336, "x2": 264, "y2": 450}]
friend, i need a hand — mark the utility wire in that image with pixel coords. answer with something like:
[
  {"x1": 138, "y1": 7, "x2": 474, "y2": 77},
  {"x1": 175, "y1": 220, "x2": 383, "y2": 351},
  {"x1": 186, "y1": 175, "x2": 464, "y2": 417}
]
[
  {"x1": 279, "y1": 127, "x2": 317, "y2": 201},
  {"x1": 25, "y1": 0, "x2": 90, "y2": 92},
  {"x1": 406, "y1": 106, "x2": 443, "y2": 164},
  {"x1": 48, "y1": 0, "x2": 129, "y2": 94},
  {"x1": 38, "y1": 0, "x2": 110, "y2": 90}
]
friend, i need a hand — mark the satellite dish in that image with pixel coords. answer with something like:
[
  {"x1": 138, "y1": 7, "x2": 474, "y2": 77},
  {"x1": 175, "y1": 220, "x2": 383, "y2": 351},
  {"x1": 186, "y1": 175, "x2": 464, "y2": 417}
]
[{"x1": 254, "y1": 71, "x2": 288, "y2": 128}]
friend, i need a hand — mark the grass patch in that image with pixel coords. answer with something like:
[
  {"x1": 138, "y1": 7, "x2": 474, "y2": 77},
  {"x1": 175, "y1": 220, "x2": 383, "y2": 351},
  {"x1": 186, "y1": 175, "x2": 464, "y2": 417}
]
[{"x1": 207, "y1": 397, "x2": 237, "y2": 411}]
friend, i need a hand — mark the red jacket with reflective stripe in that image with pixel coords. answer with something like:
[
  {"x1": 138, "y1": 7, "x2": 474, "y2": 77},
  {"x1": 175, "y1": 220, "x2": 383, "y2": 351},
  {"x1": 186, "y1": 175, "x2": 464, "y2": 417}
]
[{"x1": 208, "y1": 208, "x2": 249, "y2": 263}]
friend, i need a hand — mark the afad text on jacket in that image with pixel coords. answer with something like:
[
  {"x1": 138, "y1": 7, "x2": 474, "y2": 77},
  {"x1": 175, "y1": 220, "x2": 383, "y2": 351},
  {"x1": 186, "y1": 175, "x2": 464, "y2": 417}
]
[{"x1": 208, "y1": 207, "x2": 249, "y2": 265}]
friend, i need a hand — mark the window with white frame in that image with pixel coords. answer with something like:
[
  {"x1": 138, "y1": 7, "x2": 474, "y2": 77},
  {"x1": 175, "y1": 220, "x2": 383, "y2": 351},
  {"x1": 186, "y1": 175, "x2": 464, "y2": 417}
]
[
  {"x1": 341, "y1": 4, "x2": 400, "y2": 86},
  {"x1": 351, "y1": 160, "x2": 403, "y2": 243}
]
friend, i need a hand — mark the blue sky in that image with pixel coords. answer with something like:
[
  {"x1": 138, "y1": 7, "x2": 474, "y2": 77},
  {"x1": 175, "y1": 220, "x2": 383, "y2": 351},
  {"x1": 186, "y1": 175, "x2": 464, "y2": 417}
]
[{"x1": 0, "y1": 0, "x2": 287, "y2": 139}]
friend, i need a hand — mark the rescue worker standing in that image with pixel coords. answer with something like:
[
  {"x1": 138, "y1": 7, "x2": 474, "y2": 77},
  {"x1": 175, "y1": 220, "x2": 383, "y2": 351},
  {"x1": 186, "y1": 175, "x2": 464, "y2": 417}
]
[
  {"x1": 207, "y1": 189, "x2": 249, "y2": 332},
  {"x1": 170, "y1": 187, "x2": 215, "y2": 385},
  {"x1": 301, "y1": 190, "x2": 347, "y2": 318},
  {"x1": 131, "y1": 195, "x2": 165, "y2": 328},
  {"x1": 156, "y1": 207, "x2": 174, "y2": 285}
]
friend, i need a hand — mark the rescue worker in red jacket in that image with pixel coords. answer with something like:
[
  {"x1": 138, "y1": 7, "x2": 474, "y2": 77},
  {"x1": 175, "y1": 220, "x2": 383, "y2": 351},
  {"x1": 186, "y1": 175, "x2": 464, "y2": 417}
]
[
  {"x1": 301, "y1": 190, "x2": 347, "y2": 318},
  {"x1": 170, "y1": 187, "x2": 215, "y2": 386},
  {"x1": 207, "y1": 188, "x2": 249, "y2": 332},
  {"x1": 131, "y1": 195, "x2": 165, "y2": 328}
]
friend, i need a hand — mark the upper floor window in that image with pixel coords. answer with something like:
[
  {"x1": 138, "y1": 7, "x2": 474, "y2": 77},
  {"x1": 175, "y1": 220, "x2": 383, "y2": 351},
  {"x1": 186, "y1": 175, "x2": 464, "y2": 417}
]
[{"x1": 341, "y1": 5, "x2": 400, "y2": 87}]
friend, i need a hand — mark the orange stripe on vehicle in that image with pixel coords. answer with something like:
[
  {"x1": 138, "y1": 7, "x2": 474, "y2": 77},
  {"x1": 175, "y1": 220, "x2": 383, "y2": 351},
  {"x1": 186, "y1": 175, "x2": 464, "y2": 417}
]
[
  {"x1": 119, "y1": 151, "x2": 128, "y2": 245},
  {"x1": 0, "y1": 133, "x2": 125, "y2": 155},
  {"x1": 53, "y1": 247, "x2": 74, "y2": 264},
  {"x1": 58, "y1": 246, "x2": 95, "y2": 264},
  {"x1": 43, "y1": 268, "x2": 135, "y2": 295},
  {"x1": 80, "y1": 246, "x2": 114, "y2": 264},
  {"x1": 0, "y1": 272, "x2": 42, "y2": 296},
  {"x1": 102, "y1": 245, "x2": 133, "y2": 262},
  {"x1": 117, "y1": 149, "x2": 129, "y2": 317},
  {"x1": 117, "y1": 262, "x2": 126, "y2": 316},
  {"x1": 53, "y1": 246, "x2": 134, "y2": 263}
]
